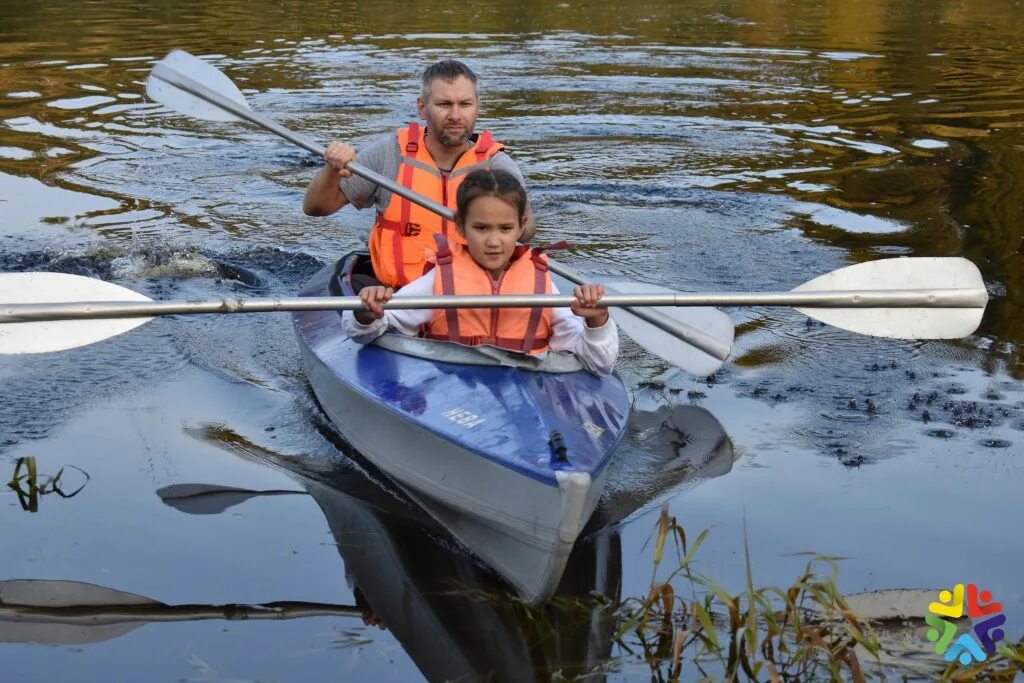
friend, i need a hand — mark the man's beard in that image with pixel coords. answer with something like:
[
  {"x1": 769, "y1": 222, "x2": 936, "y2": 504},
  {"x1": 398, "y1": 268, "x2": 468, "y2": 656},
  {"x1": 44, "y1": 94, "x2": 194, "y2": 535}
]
[{"x1": 432, "y1": 123, "x2": 471, "y2": 147}]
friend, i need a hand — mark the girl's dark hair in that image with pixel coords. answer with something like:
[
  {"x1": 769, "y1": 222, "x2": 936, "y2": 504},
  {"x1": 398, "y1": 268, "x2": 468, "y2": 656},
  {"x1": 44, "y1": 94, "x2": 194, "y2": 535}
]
[{"x1": 455, "y1": 169, "x2": 527, "y2": 225}]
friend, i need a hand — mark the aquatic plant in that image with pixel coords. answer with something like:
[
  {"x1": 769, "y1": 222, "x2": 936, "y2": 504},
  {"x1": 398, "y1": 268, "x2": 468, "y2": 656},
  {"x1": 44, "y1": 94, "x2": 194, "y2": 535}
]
[
  {"x1": 616, "y1": 504, "x2": 1024, "y2": 681},
  {"x1": 7, "y1": 456, "x2": 89, "y2": 512}
]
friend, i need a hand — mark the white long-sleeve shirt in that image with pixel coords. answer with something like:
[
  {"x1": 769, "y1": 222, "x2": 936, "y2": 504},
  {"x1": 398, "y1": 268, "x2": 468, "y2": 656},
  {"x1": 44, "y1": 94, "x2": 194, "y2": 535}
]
[{"x1": 344, "y1": 270, "x2": 619, "y2": 375}]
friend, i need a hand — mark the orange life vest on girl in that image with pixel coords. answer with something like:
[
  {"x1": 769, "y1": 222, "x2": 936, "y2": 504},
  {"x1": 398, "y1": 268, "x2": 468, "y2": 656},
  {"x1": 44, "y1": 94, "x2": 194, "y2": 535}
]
[
  {"x1": 369, "y1": 122, "x2": 506, "y2": 288},
  {"x1": 425, "y1": 234, "x2": 553, "y2": 355}
]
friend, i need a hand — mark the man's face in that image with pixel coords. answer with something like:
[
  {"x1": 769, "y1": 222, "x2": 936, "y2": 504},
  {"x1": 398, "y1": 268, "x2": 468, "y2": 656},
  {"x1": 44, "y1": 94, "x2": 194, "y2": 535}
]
[{"x1": 417, "y1": 76, "x2": 479, "y2": 148}]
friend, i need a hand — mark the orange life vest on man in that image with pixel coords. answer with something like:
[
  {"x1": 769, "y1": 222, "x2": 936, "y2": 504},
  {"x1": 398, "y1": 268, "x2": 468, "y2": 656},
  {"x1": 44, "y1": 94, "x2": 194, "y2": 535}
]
[
  {"x1": 425, "y1": 234, "x2": 553, "y2": 355},
  {"x1": 369, "y1": 122, "x2": 505, "y2": 288}
]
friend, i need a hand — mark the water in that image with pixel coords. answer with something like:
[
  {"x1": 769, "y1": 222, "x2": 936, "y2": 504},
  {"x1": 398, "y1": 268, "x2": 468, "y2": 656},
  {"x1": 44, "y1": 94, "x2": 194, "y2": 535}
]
[{"x1": 1, "y1": 0, "x2": 1023, "y2": 679}]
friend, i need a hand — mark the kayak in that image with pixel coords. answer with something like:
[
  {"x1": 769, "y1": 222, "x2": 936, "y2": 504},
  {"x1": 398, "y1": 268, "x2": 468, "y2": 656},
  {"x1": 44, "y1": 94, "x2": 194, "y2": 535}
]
[{"x1": 292, "y1": 253, "x2": 631, "y2": 604}]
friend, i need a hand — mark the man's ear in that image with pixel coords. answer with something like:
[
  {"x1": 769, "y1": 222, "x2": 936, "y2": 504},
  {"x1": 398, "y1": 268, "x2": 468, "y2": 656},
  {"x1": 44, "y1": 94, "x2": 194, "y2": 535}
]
[{"x1": 416, "y1": 97, "x2": 426, "y2": 120}]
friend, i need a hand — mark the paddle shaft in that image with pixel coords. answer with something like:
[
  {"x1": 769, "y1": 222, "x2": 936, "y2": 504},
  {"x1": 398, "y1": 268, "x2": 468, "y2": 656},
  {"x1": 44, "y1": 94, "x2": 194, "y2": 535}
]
[
  {"x1": 151, "y1": 63, "x2": 451, "y2": 219},
  {"x1": 150, "y1": 62, "x2": 732, "y2": 358},
  {"x1": 0, "y1": 289, "x2": 985, "y2": 324}
]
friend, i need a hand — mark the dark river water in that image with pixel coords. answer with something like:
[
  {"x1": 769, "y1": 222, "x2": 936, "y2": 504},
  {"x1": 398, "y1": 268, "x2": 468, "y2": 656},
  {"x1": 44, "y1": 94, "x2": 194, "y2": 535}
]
[{"x1": 1, "y1": 1, "x2": 1023, "y2": 680}]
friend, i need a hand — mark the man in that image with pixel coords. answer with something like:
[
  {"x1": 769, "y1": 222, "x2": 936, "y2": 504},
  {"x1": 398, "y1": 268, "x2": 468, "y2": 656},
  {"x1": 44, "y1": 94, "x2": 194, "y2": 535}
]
[{"x1": 303, "y1": 59, "x2": 534, "y2": 288}]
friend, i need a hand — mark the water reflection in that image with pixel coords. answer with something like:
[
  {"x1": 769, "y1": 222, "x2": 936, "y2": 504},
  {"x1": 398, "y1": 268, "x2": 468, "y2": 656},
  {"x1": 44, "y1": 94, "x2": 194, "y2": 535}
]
[
  {"x1": 591, "y1": 395, "x2": 737, "y2": 530},
  {"x1": 211, "y1": 401, "x2": 734, "y2": 679},
  {"x1": 0, "y1": 579, "x2": 362, "y2": 645},
  {"x1": 0, "y1": 399, "x2": 735, "y2": 679},
  {"x1": 3, "y1": 0, "x2": 1023, "y2": 376},
  {"x1": 2, "y1": 0, "x2": 1023, "y2": 676},
  {"x1": 302, "y1": 473, "x2": 620, "y2": 682}
]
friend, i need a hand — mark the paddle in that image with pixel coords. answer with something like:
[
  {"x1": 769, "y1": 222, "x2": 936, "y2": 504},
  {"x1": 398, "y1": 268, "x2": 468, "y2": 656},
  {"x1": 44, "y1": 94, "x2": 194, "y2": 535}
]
[
  {"x1": 0, "y1": 257, "x2": 988, "y2": 355},
  {"x1": 144, "y1": 49, "x2": 734, "y2": 373},
  {"x1": 0, "y1": 578, "x2": 362, "y2": 645},
  {"x1": 156, "y1": 483, "x2": 306, "y2": 515},
  {"x1": 588, "y1": 404, "x2": 735, "y2": 531}
]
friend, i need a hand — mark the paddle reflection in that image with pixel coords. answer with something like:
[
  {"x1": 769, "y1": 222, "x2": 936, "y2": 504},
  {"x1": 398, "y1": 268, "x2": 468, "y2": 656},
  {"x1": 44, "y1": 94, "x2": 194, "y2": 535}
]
[
  {"x1": 0, "y1": 403, "x2": 736, "y2": 681},
  {"x1": 0, "y1": 579, "x2": 362, "y2": 645},
  {"x1": 590, "y1": 391, "x2": 738, "y2": 530}
]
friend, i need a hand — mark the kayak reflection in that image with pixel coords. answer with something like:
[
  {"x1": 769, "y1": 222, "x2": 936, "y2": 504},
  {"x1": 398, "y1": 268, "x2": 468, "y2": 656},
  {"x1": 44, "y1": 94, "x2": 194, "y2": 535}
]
[
  {"x1": 303, "y1": 471, "x2": 622, "y2": 681},
  {"x1": 299, "y1": 399, "x2": 736, "y2": 681},
  {"x1": 0, "y1": 401, "x2": 735, "y2": 681}
]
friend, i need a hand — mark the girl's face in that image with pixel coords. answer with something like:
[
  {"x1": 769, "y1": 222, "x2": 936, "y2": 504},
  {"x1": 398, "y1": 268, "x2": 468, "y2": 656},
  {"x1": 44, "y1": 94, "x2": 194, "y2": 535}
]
[{"x1": 458, "y1": 195, "x2": 525, "y2": 280}]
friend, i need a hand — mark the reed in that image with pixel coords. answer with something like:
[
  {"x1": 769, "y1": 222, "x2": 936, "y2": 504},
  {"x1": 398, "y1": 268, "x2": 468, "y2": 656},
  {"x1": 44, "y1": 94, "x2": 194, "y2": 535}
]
[
  {"x1": 616, "y1": 503, "x2": 1024, "y2": 681},
  {"x1": 7, "y1": 456, "x2": 90, "y2": 512}
]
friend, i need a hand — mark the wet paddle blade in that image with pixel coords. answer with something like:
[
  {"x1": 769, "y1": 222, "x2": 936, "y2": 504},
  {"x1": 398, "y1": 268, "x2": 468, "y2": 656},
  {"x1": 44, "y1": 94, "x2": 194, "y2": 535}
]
[
  {"x1": 794, "y1": 257, "x2": 987, "y2": 339},
  {"x1": 147, "y1": 49, "x2": 251, "y2": 122},
  {"x1": 606, "y1": 281, "x2": 734, "y2": 376},
  {"x1": 0, "y1": 273, "x2": 153, "y2": 354}
]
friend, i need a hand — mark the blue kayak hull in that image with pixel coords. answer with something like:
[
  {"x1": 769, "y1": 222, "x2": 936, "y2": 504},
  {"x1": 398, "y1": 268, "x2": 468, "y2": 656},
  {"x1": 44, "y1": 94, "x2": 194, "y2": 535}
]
[{"x1": 292, "y1": 258, "x2": 631, "y2": 602}]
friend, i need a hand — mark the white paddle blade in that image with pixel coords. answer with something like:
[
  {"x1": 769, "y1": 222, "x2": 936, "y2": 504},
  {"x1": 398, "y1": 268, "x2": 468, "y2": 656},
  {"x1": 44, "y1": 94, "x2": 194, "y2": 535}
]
[
  {"x1": 0, "y1": 273, "x2": 153, "y2": 354},
  {"x1": 147, "y1": 49, "x2": 250, "y2": 122},
  {"x1": 794, "y1": 257, "x2": 987, "y2": 339},
  {"x1": 606, "y1": 282, "x2": 735, "y2": 377}
]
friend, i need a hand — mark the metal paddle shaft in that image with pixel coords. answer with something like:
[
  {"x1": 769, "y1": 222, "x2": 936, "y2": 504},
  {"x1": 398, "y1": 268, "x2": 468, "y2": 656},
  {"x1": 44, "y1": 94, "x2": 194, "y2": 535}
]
[
  {"x1": 149, "y1": 60, "x2": 452, "y2": 220},
  {"x1": 0, "y1": 288, "x2": 986, "y2": 323},
  {"x1": 0, "y1": 258, "x2": 990, "y2": 356},
  {"x1": 547, "y1": 260, "x2": 732, "y2": 361}
]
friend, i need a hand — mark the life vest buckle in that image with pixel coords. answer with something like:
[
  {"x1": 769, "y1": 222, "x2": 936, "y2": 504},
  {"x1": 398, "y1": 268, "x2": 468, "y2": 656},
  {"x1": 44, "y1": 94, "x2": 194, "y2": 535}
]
[{"x1": 406, "y1": 122, "x2": 421, "y2": 154}]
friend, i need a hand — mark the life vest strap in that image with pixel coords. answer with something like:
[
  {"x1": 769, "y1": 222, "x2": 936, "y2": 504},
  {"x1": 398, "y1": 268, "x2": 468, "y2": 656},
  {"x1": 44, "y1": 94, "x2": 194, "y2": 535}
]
[
  {"x1": 529, "y1": 248, "x2": 549, "y2": 272},
  {"x1": 520, "y1": 248, "x2": 549, "y2": 353},
  {"x1": 392, "y1": 125, "x2": 422, "y2": 286},
  {"x1": 375, "y1": 215, "x2": 403, "y2": 231},
  {"x1": 433, "y1": 234, "x2": 460, "y2": 340},
  {"x1": 405, "y1": 122, "x2": 420, "y2": 154},
  {"x1": 475, "y1": 130, "x2": 495, "y2": 162}
]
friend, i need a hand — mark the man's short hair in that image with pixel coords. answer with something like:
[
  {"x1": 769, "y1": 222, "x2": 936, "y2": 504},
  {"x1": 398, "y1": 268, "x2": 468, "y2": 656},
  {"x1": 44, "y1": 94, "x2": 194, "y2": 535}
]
[{"x1": 420, "y1": 59, "x2": 478, "y2": 101}]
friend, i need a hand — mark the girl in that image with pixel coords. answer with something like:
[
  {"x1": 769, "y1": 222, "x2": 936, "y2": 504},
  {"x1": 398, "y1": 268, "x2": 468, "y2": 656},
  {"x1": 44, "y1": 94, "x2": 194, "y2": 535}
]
[{"x1": 346, "y1": 169, "x2": 617, "y2": 375}]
